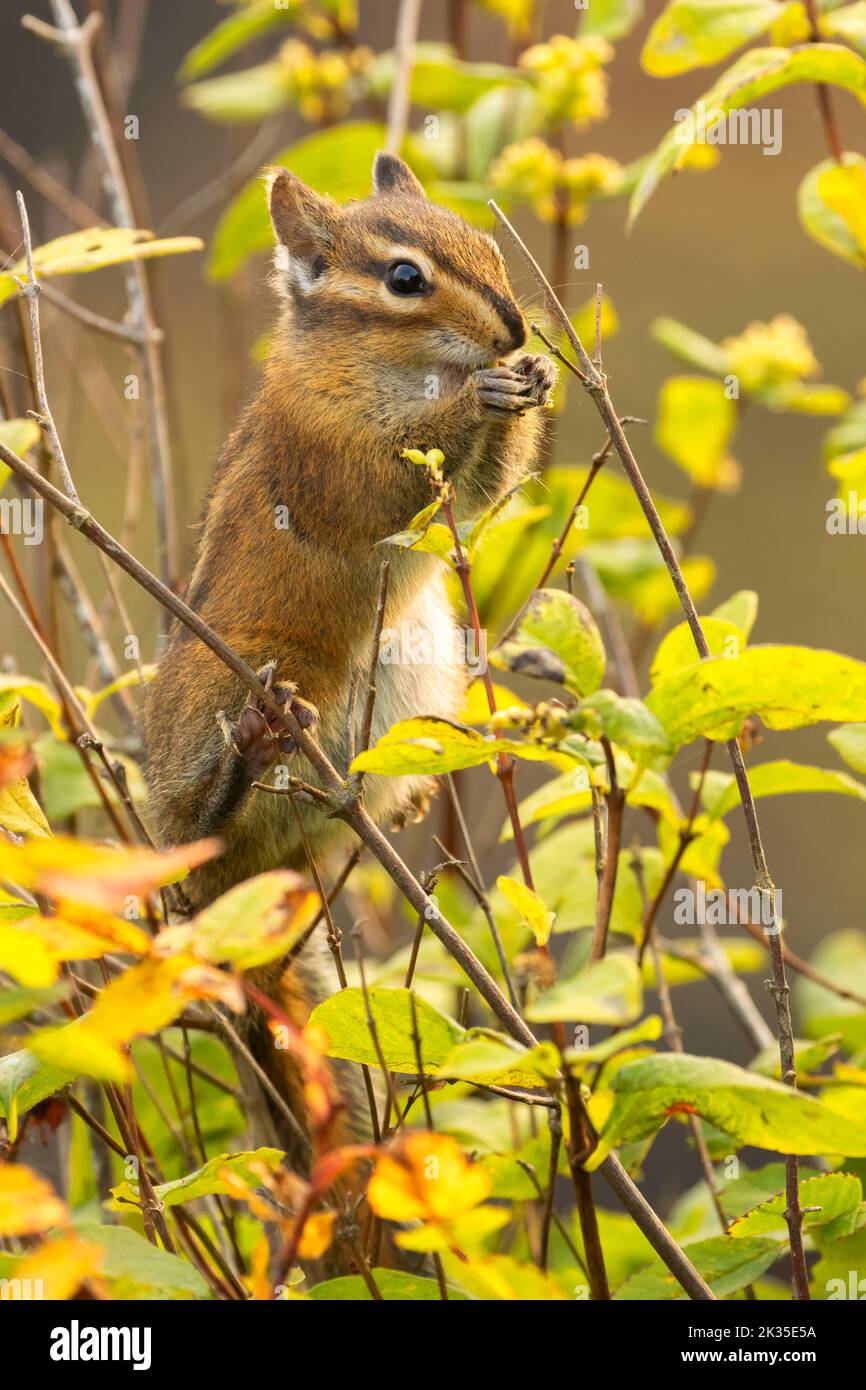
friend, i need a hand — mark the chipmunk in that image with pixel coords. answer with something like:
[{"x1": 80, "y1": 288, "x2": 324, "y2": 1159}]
[{"x1": 144, "y1": 154, "x2": 556, "y2": 1178}]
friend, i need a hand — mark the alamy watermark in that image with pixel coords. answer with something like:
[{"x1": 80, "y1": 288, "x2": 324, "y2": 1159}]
[
  {"x1": 378, "y1": 622, "x2": 488, "y2": 675},
  {"x1": 674, "y1": 102, "x2": 783, "y2": 157},
  {"x1": 0, "y1": 495, "x2": 42, "y2": 545},
  {"x1": 673, "y1": 881, "x2": 781, "y2": 934}
]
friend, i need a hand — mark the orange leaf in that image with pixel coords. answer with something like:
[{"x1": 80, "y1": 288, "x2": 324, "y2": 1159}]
[{"x1": 0, "y1": 835, "x2": 221, "y2": 911}]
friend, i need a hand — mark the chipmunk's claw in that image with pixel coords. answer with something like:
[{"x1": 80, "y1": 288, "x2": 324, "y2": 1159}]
[
  {"x1": 218, "y1": 680, "x2": 318, "y2": 776},
  {"x1": 474, "y1": 354, "x2": 558, "y2": 417},
  {"x1": 512, "y1": 352, "x2": 558, "y2": 407}
]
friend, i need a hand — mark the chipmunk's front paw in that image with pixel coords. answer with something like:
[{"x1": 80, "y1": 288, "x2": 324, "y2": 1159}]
[
  {"x1": 218, "y1": 669, "x2": 318, "y2": 777},
  {"x1": 511, "y1": 352, "x2": 558, "y2": 408},
  {"x1": 474, "y1": 355, "x2": 557, "y2": 418}
]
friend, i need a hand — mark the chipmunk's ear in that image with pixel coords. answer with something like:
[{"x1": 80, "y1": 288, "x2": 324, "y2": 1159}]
[
  {"x1": 372, "y1": 153, "x2": 426, "y2": 199},
  {"x1": 268, "y1": 170, "x2": 339, "y2": 266}
]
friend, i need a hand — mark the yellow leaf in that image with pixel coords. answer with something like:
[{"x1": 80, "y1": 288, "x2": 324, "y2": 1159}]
[
  {"x1": 250, "y1": 1236, "x2": 272, "y2": 1301},
  {"x1": 87, "y1": 955, "x2": 198, "y2": 1039},
  {"x1": 29, "y1": 1021, "x2": 133, "y2": 1084},
  {"x1": 297, "y1": 1210, "x2": 337, "y2": 1260},
  {"x1": 0, "y1": 1165, "x2": 67, "y2": 1236},
  {"x1": 12, "y1": 902, "x2": 151, "y2": 961},
  {"x1": 16, "y1": 1234, "x2": 103, "y2": 1300},
  {"x1": 81, "y1": 665, "x2": 157, "y2": 722},
  {"x1": 818, "y1": 162, "x2": 866, "y2": 256},
  {"x1": 496, "y1": 874, "x2": 555, "y2": 946},
  {"x1": 0, "y1": 701, "x2": 49, "y2": 837},
  {"x1": 459, "y1": 680, "x2": 528, "y2": 724},
  {"x1": 0, "y1": 228, "x2": 203, "y2": 307},
  {"x1": 0, "y1": 921, "x2": 58, "y2": 986},
  {"x1": 28, "y1": 955, "x2": 205, "y2": 1081},
  {"x1": 367, "y1": 1132, "x2": 491, "y2": 1225},
  {"x1": 0, "y1": 678, "x2": 65, "y2": 737}
]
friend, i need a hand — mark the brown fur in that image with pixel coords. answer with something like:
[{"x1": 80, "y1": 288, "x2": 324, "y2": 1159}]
[{"x1": 143, "y1": 155, "x2": 556, "y2": 1173}]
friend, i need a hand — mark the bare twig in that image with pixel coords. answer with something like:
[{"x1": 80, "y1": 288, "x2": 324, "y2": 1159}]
[
  {"x1": 385, "y1": 0, "x2": 423, "y2": 155},
  {"x1": 590, "y1": 737, "x2": 624, "y2": 964},
  {"x1": 28, "y1": 0, "x2": 180, "y2": 588},
  {"x1": 0, "y1": 126, "x2": 104, "y2": 227},
  {"x1": 14, "y1": 192, "x2": 79, "y2": 501}
]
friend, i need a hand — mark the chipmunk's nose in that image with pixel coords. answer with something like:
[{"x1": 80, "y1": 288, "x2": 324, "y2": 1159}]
[{"x1": 492, "y1": 302, "x2": 527, "y2": 355}]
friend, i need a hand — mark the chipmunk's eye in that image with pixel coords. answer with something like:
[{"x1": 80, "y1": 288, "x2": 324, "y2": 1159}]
[{"x1": 387, "y1": 261, "x2": 427, "y2": 296}]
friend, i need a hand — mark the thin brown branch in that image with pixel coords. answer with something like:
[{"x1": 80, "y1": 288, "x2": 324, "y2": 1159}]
[
  {"x1": 29, "y1": 0, "x2": 179, "y2": 588},
  {"x1": 385, "y1": 0, "x2": 423, "y2": 155}
]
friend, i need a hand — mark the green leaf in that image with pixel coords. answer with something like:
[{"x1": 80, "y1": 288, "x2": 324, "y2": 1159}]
[
  {"x1": 571, "y1": 688, "x2": 673, "y2": 764},
  {"x1": 717, "y1": 1161, "x2": 791, "y2": 1220},
  {"x1": 823, "y1": 0, "x2": 866, "y2": 57},
  {"x1": 614, "y1": 1234, "x2": 780, "y2": 1299},
  {"x1": 368, "y1": 44, "x2": 524, "y2": 114},
  {"x1": 182, "y1": 60, "x2": 293, "y2": 123},
  {"x1": 566, "y1": 1016, "x2": 665, "y2": 1072},
  {"x1": 464, "y1": 475, "x2": 533, "y2": 558},
  {"x1": 711, "y1": 588, "x2": 758, "y2": 637},
  {"x1": 0, "y1": 418, "x2": 41, "y2": 488},
  {"x1": 179, "y1": 2, "x2": 295, "y2": 80},
  {"x1": 525, "y1": 952, "x2": 643, "y2": 1026},
  {"x1": 350, "y1": 716, "x2": 573, "y2": 778},
  {"x1": 0, "y1": 228, "x2": 202, "y2": 308},
  {"x1": 584, "y1": 539, "x2": 716, "y2": 625},
  {"x1": 730, "y1": 1172, "x2": 862, "y2": 1238},
  {"x1": 491, "y1": 588, "x2": 606, "y2": 696},
  {"x1": 581, "y1": 0, "x2": 645, "y2": 41},
  {"x1": 111, "y1": 1148, "x2": 284, "y2": 1211},
  {"x1": 549, "y1": 847, "x2": 667, "y2": 941},
  {"x1": 813, "y1": 1227, "x2": 866, "y2": 1297},
  {"x1": 630, "y1": 45, "x2": 866, "y2": 224},
  {"x1": 0, "y1": 982, "x2": 67, "y2": 1026},
  {"x1": 799, "y1": 153, "x2": 866, "y2": 267},
  {"x1": 652, "y1": 617, "x2": 745, "y2": 685},
  {"x1": 642, "y1": 0, "x2": 785, "y2": 77},
  {"x1": 655, "y1": 376, "x2": 739, "y2": 489},
  {"x1": 34, "y1": 735, "x2": 147, "y2": 825},
  {"x1": 829, "y1": 721, "x2": 866, "y2": 772},
  {"x1": 436, "y1": 1033, "x2": 561, "y2": 1088},
  {"x1": 794, "y1": 929, "x2": 866, "y2": 1051},
  {"x1": 699, "y1": 758, "x2": 866, "y2": 819},
  {"x1": 209, "y1": 123, "x2": 387, "y2": 280},
  {"x1": 749, "y1": 1034, "x2": 842, "y2": 1080},
  {"x1": 74, "y1": 1223, "x2": 208, "y2": 1300},
  {"x1": 0, "y1": 1048, "x2": 77, "y2": 1139},
  {"x1": 651, "y1": 316, "x2": 732, "y2": 376},
  {"x1": 350, "y1": 717, "x2": 496, "y2": 777},
  {"x1": 824, "y1": 397, "x2": 866, "y2": 464},
  {"x1": 647, "y1": 645, "x2": 866, "y2": 746},
  {"x1": 601, "y1": 1052, "x2": 866, "y2": 1156},
  {"x1": 506, "y1": 762, "x2": 680, "y2": 838},
  {"x1": 753, "y1": 379, "x2": 851, "y2": 413},
  {"x1": 309, "y1": 986, "x2": 464, "y2": 1071},
  {"x1": 178, "y1": 871, "x2": 317, "y2": 969},
  {"x1": 309, "y1": 1269, "x2": 466, "y2": 1300}
]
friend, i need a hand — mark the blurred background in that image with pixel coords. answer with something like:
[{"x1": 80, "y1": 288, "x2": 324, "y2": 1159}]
[{"x1": 2, "y1": 0, "x2": 865, "y2": 1212}]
